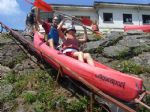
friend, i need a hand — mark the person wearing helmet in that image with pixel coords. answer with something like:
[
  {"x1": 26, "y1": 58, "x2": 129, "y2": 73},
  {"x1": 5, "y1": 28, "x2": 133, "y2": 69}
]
[{"x1": 57, "y1": 18, "x2": 94, "y2": 66}]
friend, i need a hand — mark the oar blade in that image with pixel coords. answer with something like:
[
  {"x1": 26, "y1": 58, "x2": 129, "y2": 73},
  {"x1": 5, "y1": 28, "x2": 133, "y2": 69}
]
[
  {"x1": 80, "y1": 17, "x2": 92, "y2": 26},
  {"x1": 33, "y1": 0, "x2": 53, "y2": 12}
]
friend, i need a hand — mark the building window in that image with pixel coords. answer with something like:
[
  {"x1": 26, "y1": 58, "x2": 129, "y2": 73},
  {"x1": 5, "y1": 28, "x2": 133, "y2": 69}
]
[
  {"x1": 123, "y1": 14, "x2": 132, "y2": 24},
  {"x1": 142, "y1": 15, "x2": 150, "y2": 24},
  {"x1": 103, "y1": 13, "x2": 113, "y2": 23}
]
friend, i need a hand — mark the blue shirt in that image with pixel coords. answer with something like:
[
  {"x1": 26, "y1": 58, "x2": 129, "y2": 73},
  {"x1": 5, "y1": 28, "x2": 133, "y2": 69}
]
[{"x1": 48, "y1": 26, "x2": 59, "y2": 45}]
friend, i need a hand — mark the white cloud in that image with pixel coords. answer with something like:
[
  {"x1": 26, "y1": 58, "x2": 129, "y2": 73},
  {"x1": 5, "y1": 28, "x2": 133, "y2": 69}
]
[{"x1": 0, "y1": 0, "x2": 24, "y2": 15}]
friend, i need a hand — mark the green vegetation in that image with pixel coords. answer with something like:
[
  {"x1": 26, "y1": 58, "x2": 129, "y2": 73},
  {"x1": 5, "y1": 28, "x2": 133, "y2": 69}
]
[
  {"x1": 114, "y1": 60, "x2": 150, "y2": 75},
  {"x1": 1, "y1": 68, "x2": 110, "y2": 112},
  {"x1": 1, "y1": 69, "x2": 102, "y2": 112},
  {"x1": 23, "y1": 92, "x2": 37, "y2": 104},
  {"x1": 65, "y1": 97, "x2": 88, "y2": 112},
  {"x1": 133, "y1": 45, "x2": 150, "y2": 55},
  {"x1": 118, "y1": 48, "x2": 130, "y2": 59},
  {"x1": 92, "y1": 33, "x2": 103, "y2": 40},
  {"x1": 115, "y1": 60, "x2": 150, "y2": 75}
]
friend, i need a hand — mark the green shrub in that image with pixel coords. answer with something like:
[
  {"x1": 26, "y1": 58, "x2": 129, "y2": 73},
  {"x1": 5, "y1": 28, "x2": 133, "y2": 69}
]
[
  {"x1": 117, "y1": 61, "x2": 144, "y2": 75},
  {"x1": 65, "y1": 97, "x2": 88, "y2": 112},
  {"x1": 5, "y1": 72, "x2": 16, "y2": 83},
  {"x1": 34, "y1": 101, "x2": 45, "y2": 112},
  {"x1": 133, "y1": 45, "x2": 150, "y2": 55},
  {"x1": 23, "y1": 92, "x2": 37, "y2": 104},
  {"x1": 47, "y1": 96, "x2": 66, "y2": 110},
  {"x1": 37, "y1": 90, "x2": 53, "y2": 103},
  {"x1": 118, "y1": 49, "x2": 130, "y2": 59}
]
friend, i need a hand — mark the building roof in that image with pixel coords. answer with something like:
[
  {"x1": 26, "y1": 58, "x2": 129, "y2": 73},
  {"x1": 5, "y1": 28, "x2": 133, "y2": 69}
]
[
  {"x1": 45, "y1": 0, "x2": 94, "y2": 7},
  {"x1": 45, "y1": 0, "x2": 150, "y2": 6},
  {"x1": 95, "y1": 0, "x2": 150, "y2": 5}
]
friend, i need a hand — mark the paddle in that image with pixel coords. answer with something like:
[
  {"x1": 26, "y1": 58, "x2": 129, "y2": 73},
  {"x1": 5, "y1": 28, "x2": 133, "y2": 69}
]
[
  {"x1": 80, "y1": 17, "x2": 93, "y2": 26},
  {"x1": 25, "y1": 0, "x2": 93, "y2": 26},
  {"x1": 25, "y1": 0, "x2": 53, "y2": 12},
  {"x1": 25, "y1": 0, "x2": 102, "y2": 36}
]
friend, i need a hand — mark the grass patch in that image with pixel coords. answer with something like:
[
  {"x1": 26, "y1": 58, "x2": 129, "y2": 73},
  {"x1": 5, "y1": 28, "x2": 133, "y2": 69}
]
[
  {"x1": 116, "y1": 60, "x2": 144, "y2": 75},
  {"x1": 65, "y1": 97, "x2": 88, "y2": 112},
  {"x1": 92, "y1": 33, "x2": 103, "y2": 40},
  {"x1": 23, "y1": 92, "x2": 37, "y2": 104},
  {"x1": 133, "y1": 45, "x2": 150, "y2": 55},
  {"x1": 118, "y1": 48, "x2": 130, "y2": 59}
]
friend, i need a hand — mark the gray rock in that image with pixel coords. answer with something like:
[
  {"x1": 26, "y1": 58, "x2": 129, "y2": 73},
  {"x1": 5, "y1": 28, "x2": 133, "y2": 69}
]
[
  {"x1": 118, "y1": 34, "x2": 150, "y2": 48},
  {"x1": 100, "y1": 32, "x2": 123, "y2": 47},
  {"x1": 125, "y1": 30, "x2": 144, "y2": 35},
  {"x1": 0, "y1": 84, "x2": 13, "y2": 100},
  {"x1": 0, "y1": 64, "x2": 11, "y2": 78},
  {"x1": 105, "y1": 31, "x2": 123, "y2": 39},
  {"x1": 13, "y1": 59, "x2": 38, "y2": 72},
  {"x1": 83, "y1": 41, "x2": 101, "y2": 51},
  {"x1": 132, "y1": 52, "x2": 150, "y2": 66},
  {"x1": 0, "y1": 64, "x2": 11, "y2": 72},
  {"x1": 103, "y1": 45, "x2": 130, "y2": 58},
  {"x1": 2, "y1": 101, "x2": 16, "y2": 112},
  {"x1": 139, "y1": 73, "x2": 150, "y2": 90},
  {"x1": 94, "y1": 56, "x2": 112, "y2": 64}
]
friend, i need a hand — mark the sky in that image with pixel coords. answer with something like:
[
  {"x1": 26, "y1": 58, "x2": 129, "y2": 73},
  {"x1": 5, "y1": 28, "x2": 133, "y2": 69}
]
[{"x1": 0, "y1": 0, "x2": 149, "y2": 30}]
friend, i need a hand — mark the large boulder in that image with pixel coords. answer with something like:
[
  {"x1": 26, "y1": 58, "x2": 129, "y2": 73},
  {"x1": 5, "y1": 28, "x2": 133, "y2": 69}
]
[
  {"x1": 103, "y1": 45, "x2": 130, "y2": 58},
  {"x1": 118, "y1": 34, "x2": 150, "y2": 48},
  {"x1": 124, "y1": 30, "x2": 144, "y2": 35},
  {"x1": 131, "y1": 52, "x2": 150, "y2": 66}
]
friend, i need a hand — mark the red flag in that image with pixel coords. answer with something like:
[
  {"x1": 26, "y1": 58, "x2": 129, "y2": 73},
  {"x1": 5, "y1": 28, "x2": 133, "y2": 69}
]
[
  {"x1": 33, "y1": 0, "x2": 53, "y2": 12},
  {"x1": 25, "y1": 0, "x2": 53, "y2": 12},
  {"x1": 80, "y1": 17, "x2": 92, "y2": 26}
]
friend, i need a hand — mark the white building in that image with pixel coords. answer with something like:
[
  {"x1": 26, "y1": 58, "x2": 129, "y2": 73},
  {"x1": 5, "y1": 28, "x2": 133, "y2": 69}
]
[{"x1": 40, "y1": 0, "x2": 150, "y2": 32}]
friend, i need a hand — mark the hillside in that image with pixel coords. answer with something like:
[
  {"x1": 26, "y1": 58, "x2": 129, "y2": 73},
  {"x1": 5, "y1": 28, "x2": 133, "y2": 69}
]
[{"x1": 0, "y1": 31, "x2": 150, "y2": 112}]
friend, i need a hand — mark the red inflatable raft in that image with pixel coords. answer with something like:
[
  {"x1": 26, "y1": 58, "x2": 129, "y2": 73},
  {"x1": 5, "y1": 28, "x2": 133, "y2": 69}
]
[
  {"x1": 34, "y1": 32, "x2": 143, "y2": 102},
  {"x1": 124, "y1": 25, "x2": 150, "y2": 32}
]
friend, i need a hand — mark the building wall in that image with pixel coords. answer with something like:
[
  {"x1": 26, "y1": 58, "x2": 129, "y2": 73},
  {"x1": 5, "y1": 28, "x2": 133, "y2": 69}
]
[
  {"x1": 56, "y1": 10, "x2": 98, "y2": 31},
  {"x1": 39, "y1": 5, "x2": 150, "y2": 32},
  {"x1": 98, "y1": 7, "x2": 150, "y2": 32},
  {"x1": 138, "y1": 9, "x2": 150, "y2": 25}
]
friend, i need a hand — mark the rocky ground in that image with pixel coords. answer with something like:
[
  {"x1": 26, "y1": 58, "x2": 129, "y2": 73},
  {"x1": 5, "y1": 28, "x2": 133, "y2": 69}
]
[
  {"x1": 84, "y1": 31, "x2": 150, "y2": 89},
  {"x1": 0, "y1": 31, "x2": 150, "y2": 112}
]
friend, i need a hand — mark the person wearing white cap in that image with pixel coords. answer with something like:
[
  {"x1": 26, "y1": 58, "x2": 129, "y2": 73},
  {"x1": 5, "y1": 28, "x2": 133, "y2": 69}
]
[{"x1": 57, "y1": 18, "x2": 94, "y2": 66}]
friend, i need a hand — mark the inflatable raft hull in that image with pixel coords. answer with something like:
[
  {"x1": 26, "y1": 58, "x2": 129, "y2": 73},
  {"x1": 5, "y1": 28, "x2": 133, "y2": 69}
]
[
  {"x1": 124, "y1": 25, "x2": 150, "y2": 32},
  {"x1": 34, "y1": 32, "x2": 143, "y2": 102}
]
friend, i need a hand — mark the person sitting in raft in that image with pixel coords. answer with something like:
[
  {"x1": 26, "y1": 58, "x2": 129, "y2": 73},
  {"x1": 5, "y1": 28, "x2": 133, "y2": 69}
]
[
  {"x1": 48, "y1": 16, "x2": 60, "y2": 49},
  {"x1": 91, "y1": 20, "x2": 100, "y2": 35},
  {"x1": 57, "y1": 19, "x2": 95, "y2": 66}
]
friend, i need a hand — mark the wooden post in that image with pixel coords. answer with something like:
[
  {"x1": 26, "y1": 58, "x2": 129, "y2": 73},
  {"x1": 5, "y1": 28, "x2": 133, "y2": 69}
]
[
  {"x1": 87, "y1": 93, "x2": 94, "y2": 112},
  {"x1": 55, "y1": 66, "x2": 63, "y2": 86}
]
